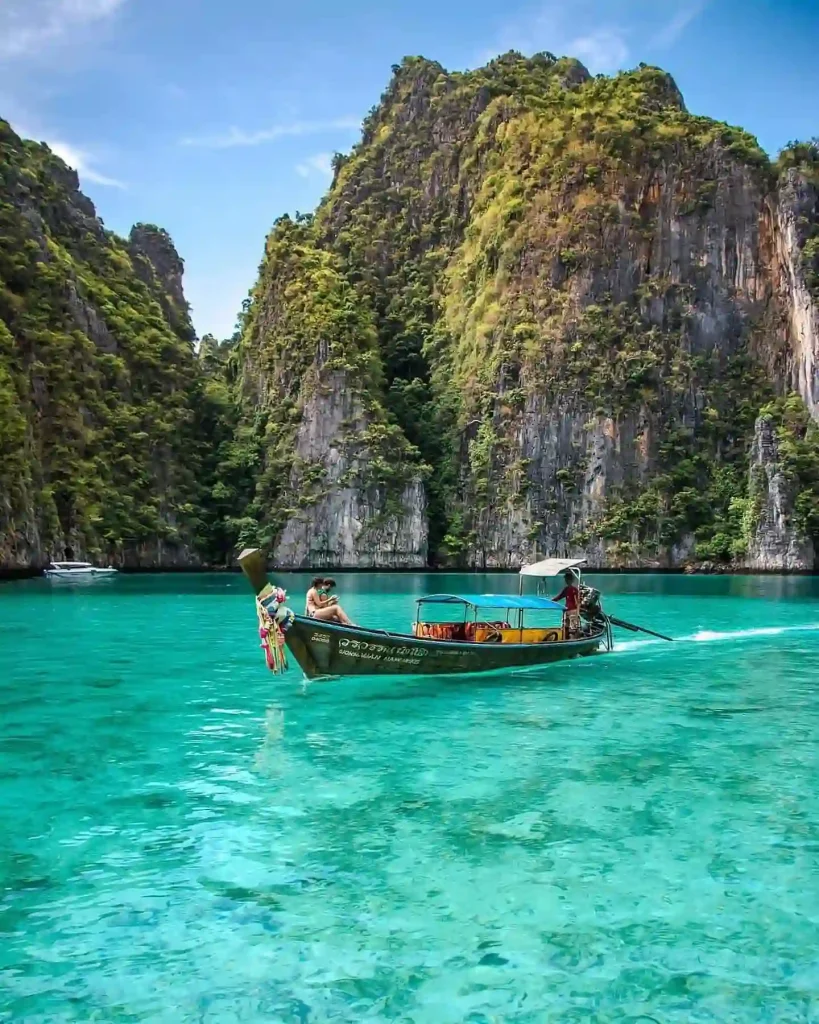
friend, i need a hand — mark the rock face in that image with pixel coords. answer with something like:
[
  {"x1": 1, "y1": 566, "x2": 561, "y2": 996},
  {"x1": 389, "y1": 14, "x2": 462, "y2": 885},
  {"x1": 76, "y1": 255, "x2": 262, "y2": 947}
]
[
  {"x1": 233, "y1": 214, "x2": 429, "y2": 568},
  {"x1": 772, "y1": 170, "x2": 819, "y2": 419},
  {"x1": 238, "y1": 54, "x2": 819, "y2": 571},
  {"x1": 128, "y1": 224, "x2": 195, "y2": 342},
  {"x1": 0, "y1": 120, "x2": 205, "y2": 571},
  {"x1": 3, "y1": 58, "x2": 819, "y2": 573},
  {"x1": 746, "y1": 415, "x2": 815, "y2": 570},
  {"x1": 272, "y1": 371, "x2": 427, "y2": 567},
  {"x1": 455, "y1": 143, "x2": 772, "y2": 568}
]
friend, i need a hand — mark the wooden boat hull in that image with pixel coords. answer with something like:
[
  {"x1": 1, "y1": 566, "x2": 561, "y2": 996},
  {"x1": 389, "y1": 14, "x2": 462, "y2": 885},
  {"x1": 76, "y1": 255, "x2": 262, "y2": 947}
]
[{"x1": 284, "y1": 615, "x2": 604, "y2": 680}]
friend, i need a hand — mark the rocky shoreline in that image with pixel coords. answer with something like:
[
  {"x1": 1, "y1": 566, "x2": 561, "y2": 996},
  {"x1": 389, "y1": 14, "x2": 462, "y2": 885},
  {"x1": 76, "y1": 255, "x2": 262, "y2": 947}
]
[{"x1": 3, "y1": 562, "x2": 817, "y2": 581}]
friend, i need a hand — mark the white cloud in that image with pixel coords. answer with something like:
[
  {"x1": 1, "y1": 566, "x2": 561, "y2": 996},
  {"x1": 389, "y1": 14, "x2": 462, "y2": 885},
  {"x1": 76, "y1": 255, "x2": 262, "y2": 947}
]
[
  {"x1": 296, "y1": 152, "x2": 334, "y2": 179},
  {"x1": 180, "y1": 117, "x2": 360, "y2": 150},
  {"x1": 47, "y1": 138, "x2": 125, "y2": 188},
  {"x1": 64, "y1": 0, "x2": 123, "y2": 15},
  {"x1": 487, "y1": 3, "x2": 630, "y2": 74},
  {"x1": 12, "y1": 127, "x2": 125, "y2": 188},
  {"x1": 650, "y1": 2, "x2": 706, "y2": 48},
  {"x1": 0, "y1": 0, "x2": 126, "y2": 60},
  {"x1": 565, "y1": 28, "x2": 629, "y2": 72}
]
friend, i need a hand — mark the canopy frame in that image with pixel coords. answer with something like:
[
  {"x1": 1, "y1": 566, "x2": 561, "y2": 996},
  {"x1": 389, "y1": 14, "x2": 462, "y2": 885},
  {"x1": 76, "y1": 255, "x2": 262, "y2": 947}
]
[
  {"x1": 519, "y1": 557, "x2": 587, "y2": 596},
  {"x1": 416, "y1": 594, "x2": 563, "y2": 611},
  {"x1": 519, "y1": 557, "x2": 586, "y2": 578},
  {"x1": 415, "y1": 593, "x2": 564, "y2": 642}
]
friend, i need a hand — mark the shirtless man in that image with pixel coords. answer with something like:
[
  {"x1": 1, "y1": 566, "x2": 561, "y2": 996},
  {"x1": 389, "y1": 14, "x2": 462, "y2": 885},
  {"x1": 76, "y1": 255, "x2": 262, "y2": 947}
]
[{"x1": 305, "y1": 577, "x2": 353, "y2": 625}]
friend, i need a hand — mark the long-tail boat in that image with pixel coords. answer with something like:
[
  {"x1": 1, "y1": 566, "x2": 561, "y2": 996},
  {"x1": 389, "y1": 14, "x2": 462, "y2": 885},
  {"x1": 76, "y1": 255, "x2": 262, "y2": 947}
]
[{"x1": 237, "y1": 550, "x2": 650, "y2": 681}]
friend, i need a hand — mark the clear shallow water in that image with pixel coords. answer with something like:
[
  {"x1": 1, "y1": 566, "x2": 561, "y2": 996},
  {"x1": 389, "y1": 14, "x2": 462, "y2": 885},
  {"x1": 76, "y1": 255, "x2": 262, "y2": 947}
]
[{"x1": 1, "y1": 572, "x2": 819, "y2": 1023}]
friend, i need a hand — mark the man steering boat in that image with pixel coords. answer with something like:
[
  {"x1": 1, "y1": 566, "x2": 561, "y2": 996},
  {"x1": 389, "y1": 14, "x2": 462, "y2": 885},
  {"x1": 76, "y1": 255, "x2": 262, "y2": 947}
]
[{"x1": 553, "y1": 570, "x2": 581, "y2": 638}]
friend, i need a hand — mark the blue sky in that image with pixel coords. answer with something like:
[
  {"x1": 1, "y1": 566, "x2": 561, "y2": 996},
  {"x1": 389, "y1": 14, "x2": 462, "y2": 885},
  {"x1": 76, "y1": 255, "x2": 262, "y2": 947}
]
[{"x1": 1, "y1": 0, "x2": 817, "y2": 340}]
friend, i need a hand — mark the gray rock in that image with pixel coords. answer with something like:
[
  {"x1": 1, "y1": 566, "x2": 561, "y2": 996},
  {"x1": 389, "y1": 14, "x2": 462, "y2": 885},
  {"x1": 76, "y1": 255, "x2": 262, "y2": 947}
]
[
  {"x1": 771, "y1": 170, "x2": 819, "y2": 420},
  {"x1": 128, "y1": 224, "x2": 196, "y2": 341},
  {"x1": 746, "y1": 415, "x2": 815, "y2": 571},
  {"x1": 273, "y1": 371, "x2": 427, "y2": 568}
]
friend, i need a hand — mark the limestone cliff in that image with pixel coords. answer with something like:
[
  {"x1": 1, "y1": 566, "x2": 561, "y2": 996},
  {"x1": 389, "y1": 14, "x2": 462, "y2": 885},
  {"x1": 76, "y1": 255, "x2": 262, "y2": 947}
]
[
  {"x1": 128, "y1": 223, "x2": 195, "y2": 343},
  {"x1": 238, "y1": 54, "x2": 819, "y2": 570},
  {"x1": 232, "y1": 215, "x2": 428, "y2": 568},
  {"x1": 771, "y1": 168, "x2": 819, "y2": 419},
  {"x1": 746, "y1": 414, "x2": 815, "y2": 571},
  {"x1": 745, "y1": 397, "x2": 819, "y2": 571},
  {"x1": 3, "y1": 57, "x2": 818, "y2": 573},
  {"x1": 0, "y1": 120, "x2": 205, "y2": 570},
  {"x1": 272, "y1": 370, "x2": 427, "y2": 568}
]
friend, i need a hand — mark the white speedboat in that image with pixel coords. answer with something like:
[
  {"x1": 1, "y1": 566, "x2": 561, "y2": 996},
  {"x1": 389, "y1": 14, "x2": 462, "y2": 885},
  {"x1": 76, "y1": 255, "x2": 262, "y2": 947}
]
[{"x1": 43, "y1": 561, "x2": 119, "y2": 580}]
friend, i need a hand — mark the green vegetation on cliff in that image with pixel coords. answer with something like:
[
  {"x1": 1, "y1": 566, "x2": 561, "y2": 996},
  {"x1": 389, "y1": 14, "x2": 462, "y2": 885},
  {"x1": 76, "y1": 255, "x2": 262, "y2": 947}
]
[
  {"x1": 777, "y1": 138, "x2": 819, "y2": 182},
  {"x1": 3, "y1": 51, "x2": 818, "y2": 571},
  {"x1": 229, "y1": 214, "x2": 425, "y2": 554},
  {"x1": 761, "y1": 395, "x2": 819, "y2": 544},
  {"x1": 0, "y1": 120, "x2": 207, "y2": 565},
  {"x1": 288, "y1": 52, "x2": 808, "y2": 566},
  {"x1": 777, "y1": 139, "x2": 819, "y2": 300}
]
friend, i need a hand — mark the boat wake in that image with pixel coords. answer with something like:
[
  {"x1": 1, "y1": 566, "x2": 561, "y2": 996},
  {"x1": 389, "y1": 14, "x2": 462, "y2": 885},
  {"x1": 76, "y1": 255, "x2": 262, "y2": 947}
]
[
  {"x1": 614, "y1": 621, "x2": 819, "y2": 653},
  {"x1": 690, "y1": 623, "x2": 819, "y2": 643}
]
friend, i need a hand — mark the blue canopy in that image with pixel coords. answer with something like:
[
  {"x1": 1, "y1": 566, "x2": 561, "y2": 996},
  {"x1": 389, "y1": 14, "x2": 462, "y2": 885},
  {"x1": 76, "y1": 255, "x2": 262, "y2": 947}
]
[{"x1": 418, "y1": 594, "x2": 563, "y2": 611}]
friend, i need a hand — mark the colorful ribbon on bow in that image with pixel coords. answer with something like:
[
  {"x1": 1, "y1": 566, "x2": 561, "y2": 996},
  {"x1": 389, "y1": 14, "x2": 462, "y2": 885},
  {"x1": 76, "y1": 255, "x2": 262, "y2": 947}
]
[{"x1": 255, "y1": 584, "x2": 295, "y2": 674}]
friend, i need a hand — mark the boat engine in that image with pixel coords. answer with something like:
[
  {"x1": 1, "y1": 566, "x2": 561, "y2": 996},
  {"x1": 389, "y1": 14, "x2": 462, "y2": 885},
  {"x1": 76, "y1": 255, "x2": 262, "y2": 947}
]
[{"x1": 579, "y1": 584, "x2": 607, "y2": 631}]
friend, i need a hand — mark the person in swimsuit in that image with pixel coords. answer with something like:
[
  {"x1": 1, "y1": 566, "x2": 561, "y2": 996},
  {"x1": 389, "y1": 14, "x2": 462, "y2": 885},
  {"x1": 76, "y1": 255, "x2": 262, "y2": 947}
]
[
  {"x1": 554, "y1": 571, "x2": 581, "y2": 638},
  {"x1": 305, "y1": 577, "x2": 353, "y2": 625}
]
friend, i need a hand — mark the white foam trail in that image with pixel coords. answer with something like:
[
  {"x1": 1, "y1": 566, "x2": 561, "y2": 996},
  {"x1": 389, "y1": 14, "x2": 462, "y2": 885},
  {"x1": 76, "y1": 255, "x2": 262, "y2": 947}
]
[
  {"x1": 690, "y1": 624, "x2": 819, "y2": 643},
  {"x1": 613, "y1": 622, "x2": 819, "y2": 654},
  {"x1": 613, "y1": 637, "x2": 664, "y2": 652}
]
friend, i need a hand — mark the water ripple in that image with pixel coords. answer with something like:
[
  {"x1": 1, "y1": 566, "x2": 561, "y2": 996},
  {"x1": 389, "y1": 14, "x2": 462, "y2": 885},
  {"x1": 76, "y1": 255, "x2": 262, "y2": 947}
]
[{"x1": 1, "y1": 573, "x2": 818, "y2": 1021}]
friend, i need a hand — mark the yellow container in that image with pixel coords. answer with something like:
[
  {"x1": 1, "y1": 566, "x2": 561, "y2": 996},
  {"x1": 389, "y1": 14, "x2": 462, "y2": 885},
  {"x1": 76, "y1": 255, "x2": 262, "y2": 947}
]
[{"x1": 474, "y1": 626, "x2": 563, "y2": 644}]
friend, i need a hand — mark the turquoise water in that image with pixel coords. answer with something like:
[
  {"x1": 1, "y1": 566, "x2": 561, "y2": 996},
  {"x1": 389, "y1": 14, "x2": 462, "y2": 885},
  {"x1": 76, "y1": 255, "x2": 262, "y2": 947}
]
[{"x1": 1, "y1": 572, "x2": 819, "y2": 1023}]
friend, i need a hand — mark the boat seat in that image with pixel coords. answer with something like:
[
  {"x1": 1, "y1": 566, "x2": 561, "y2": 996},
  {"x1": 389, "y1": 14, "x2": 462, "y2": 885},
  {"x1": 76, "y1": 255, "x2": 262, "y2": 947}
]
[
  {"x1": 416, "y1": 621, "x2": 462, "y2": 641},
  {"x1": 472, "y1": 621, "x2": 510, "y2": 643},
  {"x1": 416, "y1": 621, "x2": 511, "y2": 642}
]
